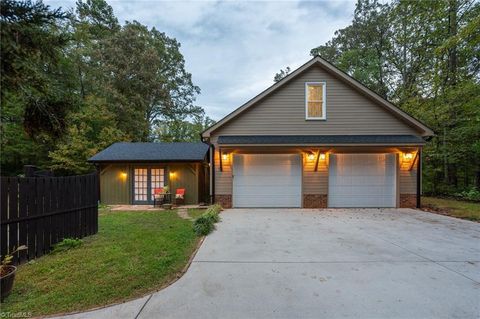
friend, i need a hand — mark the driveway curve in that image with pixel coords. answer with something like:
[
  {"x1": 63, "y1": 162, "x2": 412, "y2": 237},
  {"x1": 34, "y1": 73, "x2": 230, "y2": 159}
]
[{"x1": 57, "y1": 208, "x2": 480, "y2": 319}]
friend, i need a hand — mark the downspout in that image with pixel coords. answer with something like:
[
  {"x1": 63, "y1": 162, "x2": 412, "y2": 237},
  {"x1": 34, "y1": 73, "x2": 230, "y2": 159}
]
[
  {"x1": 417, "y1": 148, "x2": 422, "y2": 208},
  {"x1": 202, "y1": 135, "x2": 215, "y2": 205},
  {"x1": 210, "y1": 143, "x2": 215, "y2": 205}
]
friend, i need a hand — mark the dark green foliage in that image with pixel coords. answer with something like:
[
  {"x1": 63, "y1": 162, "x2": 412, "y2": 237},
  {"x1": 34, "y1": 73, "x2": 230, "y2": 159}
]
[
  {"x1": 455, "y1": 187, "x2": 480, "y2": 202},
  {"x1": 311, "y1": 0, "x2": 480, "y2": 196},
  {"x1": 52, "y1": 238, "x2": 83, "y2": 253},
  {"x1": 1, "y1": 0, "x2": 76, "y2": 175},
  {"x1": 193, "y1": 204, "x2": 222, "y2": 236},
  {"x1": 155, "y1": 112, "x2": 216, "y2": 142},
  {"x1": 1, "y1": 0, "x2": 206, "y2": 175}
]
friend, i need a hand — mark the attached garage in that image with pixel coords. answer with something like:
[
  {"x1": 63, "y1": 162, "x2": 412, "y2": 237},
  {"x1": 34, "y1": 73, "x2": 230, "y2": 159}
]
[
  {"x1": 232, "y1": 154, "x2": 302, "y2": 208},
  {"x1": 328, "y1": 154, "x2": 397, "y2": 208}
]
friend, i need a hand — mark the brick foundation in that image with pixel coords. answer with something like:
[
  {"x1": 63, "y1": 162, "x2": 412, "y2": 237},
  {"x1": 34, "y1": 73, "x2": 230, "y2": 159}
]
[
  {"x1": 303, "y1": 194, "x2": 328, "y2": 208},
  {"x1": 400, "y1": 194, "x2": 417, "y2": 208},
  {"x1": 215, "y1": 194, "x2": 232, "y2": 209}
]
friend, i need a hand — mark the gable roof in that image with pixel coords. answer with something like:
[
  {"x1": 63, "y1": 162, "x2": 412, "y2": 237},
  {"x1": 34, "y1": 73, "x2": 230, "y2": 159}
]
[
  {"x1": 88, "y1": 142, "x2": 209, "y2": 163},
  {"x1": 202, "y1": 56, "x2": 434, "y2": 138}
]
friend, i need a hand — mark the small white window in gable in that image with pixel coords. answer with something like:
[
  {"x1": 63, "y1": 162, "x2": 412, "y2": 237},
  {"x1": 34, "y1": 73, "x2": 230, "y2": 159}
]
[{"x1": 305, "y1": 82, "x2": 326, "y2": 120}]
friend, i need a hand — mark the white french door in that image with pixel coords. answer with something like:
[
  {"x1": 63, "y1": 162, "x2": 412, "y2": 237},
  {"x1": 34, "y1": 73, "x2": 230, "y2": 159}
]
[{"x1": 133, "y1": 167, "x2": 165, "y2": 204}]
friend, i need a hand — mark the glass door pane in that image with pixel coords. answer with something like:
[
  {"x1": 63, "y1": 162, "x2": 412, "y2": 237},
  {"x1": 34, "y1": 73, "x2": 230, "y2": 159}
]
[
  {"x1": 150, "y1": 168, "x2": 165, "y2": 201},
  {"x1": 134, "y1": 168, "x2": 148, "y2": 202}
]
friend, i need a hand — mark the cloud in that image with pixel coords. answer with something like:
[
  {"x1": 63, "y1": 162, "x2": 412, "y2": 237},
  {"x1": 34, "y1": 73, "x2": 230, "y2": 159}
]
[{"x1": 45, "y1": 0, "x2": 355, "y2": 120}]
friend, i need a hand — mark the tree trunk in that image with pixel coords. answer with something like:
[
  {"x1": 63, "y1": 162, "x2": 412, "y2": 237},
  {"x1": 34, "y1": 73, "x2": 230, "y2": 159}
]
[
  {"x1": 443, "y1": 127, "x2": 448, "y2": 183},
  {"x1": 448, "y1": 0, "x2": 458, "y2": 86}
]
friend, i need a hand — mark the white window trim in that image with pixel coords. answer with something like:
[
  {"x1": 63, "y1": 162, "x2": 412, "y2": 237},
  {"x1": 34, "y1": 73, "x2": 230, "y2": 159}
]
[{"x1": 305, "y1": 82, "x2": 327, "y2": 120}]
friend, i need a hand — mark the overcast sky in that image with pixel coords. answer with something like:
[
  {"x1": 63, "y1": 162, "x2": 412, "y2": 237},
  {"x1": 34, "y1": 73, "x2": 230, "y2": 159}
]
[{"x1": 46, "y1": 0, "x2": 356, "y2": 120}]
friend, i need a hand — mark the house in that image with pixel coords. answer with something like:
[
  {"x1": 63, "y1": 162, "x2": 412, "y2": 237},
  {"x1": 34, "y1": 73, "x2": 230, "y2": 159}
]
[
  {"x1": 201, "y1": 56, "x2": 434, "y2": 209},
  {"x1": 88, "y1": 142, "x2": 209, "y2": 205}
]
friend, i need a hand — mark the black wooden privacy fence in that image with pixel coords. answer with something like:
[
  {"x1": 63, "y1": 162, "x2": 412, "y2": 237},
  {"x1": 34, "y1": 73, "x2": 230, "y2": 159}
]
[{"x1": 0, "y1": 173, "x2": 99, "y2": 264}]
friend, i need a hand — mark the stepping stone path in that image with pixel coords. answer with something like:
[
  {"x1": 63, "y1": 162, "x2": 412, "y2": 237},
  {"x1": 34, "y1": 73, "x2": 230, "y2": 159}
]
[{"x1": 176, "y1": 208, "x2": 191, "y2": 220}]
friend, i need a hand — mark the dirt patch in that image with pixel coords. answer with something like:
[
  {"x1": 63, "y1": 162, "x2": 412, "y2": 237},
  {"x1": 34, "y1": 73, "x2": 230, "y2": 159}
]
[{"x1": 421, "y1": 205, "x2": 479, "y2": 223}]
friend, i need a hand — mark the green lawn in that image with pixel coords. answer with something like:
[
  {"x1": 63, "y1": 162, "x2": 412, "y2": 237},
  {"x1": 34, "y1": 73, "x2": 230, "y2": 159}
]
[
  {"x1": 423, "y1": 196, "x2": 480, "y2": 221},
  {"x1": 1, "y1": 210, "x2": 199, "y2": 317},
  {"x1": 188, "y1": 208, "x2": 208, "y2": 219}
]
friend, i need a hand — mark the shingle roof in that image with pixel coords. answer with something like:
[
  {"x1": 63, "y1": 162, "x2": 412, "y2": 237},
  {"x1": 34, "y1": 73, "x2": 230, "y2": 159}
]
[
  {"x1": 217, "y1": 135, "x2": 426, "y2": 145},
  {"x1": 88, "y1": 142, "x2": 209, "y2": 162}
]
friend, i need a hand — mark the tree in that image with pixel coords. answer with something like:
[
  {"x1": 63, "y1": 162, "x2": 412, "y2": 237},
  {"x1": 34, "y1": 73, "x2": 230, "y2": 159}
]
[
  {"x1": 1, "y1": 0, "x2": 208, "y2": 175},
  {"x1": 311, "y1": 0, "x2": 391, "y2": 98},
  {"x1": 49, "y1": 96, "x2": 126, "y2": 174},
  {"x1": 1, "y1": 0, "x2": 76, "y2": 174},
  {"x1": 90, "y1": 21, "x2": 201, "y2": 141},
  {"x1": 310, "y1": 0, "x2": 480, "y2": 194},
  {"x1": 274, "y1": 67, "x2": 291, "y2": 82},
  {"x1": 154, "y1": 112, "x2": 215, "y2": 142}
]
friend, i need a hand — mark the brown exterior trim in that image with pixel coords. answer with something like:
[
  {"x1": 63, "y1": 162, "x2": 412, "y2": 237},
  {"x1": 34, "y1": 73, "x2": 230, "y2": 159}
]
[
  {"x1": 217, "y1": 143, "x2": 425, "y2": 147},
  {"x1": 417, "y1": 149, "x2": 422, "y2": 208}
]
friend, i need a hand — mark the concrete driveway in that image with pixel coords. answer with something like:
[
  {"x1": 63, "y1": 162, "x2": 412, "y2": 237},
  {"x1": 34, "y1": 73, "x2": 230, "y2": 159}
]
[{"x1": 60, "y1": 208, "x2": 480, "y2": 319}]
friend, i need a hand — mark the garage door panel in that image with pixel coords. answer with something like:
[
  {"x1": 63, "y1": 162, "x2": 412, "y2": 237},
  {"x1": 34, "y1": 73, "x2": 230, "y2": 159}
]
[
  {"x1": 234, "y1": 175, "x2": 301, "y2": 186},
  {"x1": 329, "y1": 154, "x2": 396, "y2": 208},
  {"x1": 233, "y1": 154, "x2": 301, "y2": 208}
]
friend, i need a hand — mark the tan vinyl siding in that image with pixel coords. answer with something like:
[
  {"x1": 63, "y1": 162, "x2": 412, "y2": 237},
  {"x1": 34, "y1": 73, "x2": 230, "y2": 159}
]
[
  {"x1": 303, "y1": 154, "x2": 328, "y2": 194},
  {"x1": 100, "y1": 164, "x2": 131, "y2": 204},
  {"x1": 399, "y1": 157, "x2": 418, "y2": 194},
  {"x1": 214, "y1": 149, "x2": 232, "y2": 195},
  {"x1": 212, "y1": 65, "x2": 419, "y2": 136}
]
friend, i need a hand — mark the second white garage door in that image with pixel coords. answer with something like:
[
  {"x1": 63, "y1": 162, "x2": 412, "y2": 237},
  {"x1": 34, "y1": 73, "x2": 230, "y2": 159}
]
[
  {"x1": 232, "y1": 154, "x2": 302, "y2": 208},
  {"x1": 328, "y1": 154, "x2": 397, "y2": 208}
]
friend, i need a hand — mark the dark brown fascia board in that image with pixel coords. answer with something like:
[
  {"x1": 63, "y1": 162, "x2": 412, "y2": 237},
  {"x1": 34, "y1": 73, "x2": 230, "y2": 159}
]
[
  {"x1": 217, "y1": 143, "x2": 425, "y2": 147},
  {"x1": 87, "y1": 159, "x2": 206, "y2": 164},
  {"x1": 202, "y1": 56, "x2": 434, "y2": 138}
]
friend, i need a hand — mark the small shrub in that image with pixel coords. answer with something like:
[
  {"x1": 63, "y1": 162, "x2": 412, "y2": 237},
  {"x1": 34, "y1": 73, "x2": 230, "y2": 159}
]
[
  {"x1": 455, "y1": 187, "x2": 480, "y2": 202},
  {"x1": 193, "y1": 204, "x2": 222, "y2": 236},
  {"x1": 52, "y1": 238, "x2": 82, "y2": 253},
  {"x1": 193, "y1": 215, "x2": 216, "y2": 236}
]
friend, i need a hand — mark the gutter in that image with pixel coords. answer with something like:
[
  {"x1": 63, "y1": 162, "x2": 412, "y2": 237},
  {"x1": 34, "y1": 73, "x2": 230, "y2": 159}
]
[{"x1": 201, "y1": 135, "x2": 215, "y2": 205}]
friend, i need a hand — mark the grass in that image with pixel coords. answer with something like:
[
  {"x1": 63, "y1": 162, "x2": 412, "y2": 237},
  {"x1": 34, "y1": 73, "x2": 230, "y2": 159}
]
[
  {"x1": 188, "y1": 208, "x2": 208, "y2": 219},
  {"x1": 1, "y1": 210, "x2": 200, "y2": 317},
  {"x1": 422, "y1": 196, "x2": 480, "y2": 221}
]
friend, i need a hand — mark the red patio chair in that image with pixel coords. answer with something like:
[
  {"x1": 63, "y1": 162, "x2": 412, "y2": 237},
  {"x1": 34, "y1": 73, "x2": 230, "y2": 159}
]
[
  {"x1": 175, "y1": 188, "x2": 185, "y2": 206},
  {"x1": 153, "y1": 188, "x2": 164, "y2": 207}
]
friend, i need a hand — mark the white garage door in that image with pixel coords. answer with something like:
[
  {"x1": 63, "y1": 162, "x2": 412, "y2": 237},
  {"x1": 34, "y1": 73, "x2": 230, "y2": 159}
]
[
  {"x1": 233, "y1": 154, "x2": 302, "y2": 208},
  {"x1": 328, "y1": 154, "x2": 396, "y2": 208}
]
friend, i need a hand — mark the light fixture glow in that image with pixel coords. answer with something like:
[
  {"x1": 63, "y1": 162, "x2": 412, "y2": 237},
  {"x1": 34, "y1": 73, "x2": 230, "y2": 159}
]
[
  {"x1": 169, "y1": 172, "x2": 176, "y2": 179},
  {"x1": 222, "y1": 153, "x2": 228, "y2": 161},
  {"x1": 319, "y1": 153, "x2": 326, "y2": 160},
  {"x1": 403, "y1": 152, "x2": 414, "y2": 160},
  {"x1": 307, "y1": 153, "x2": 315, "y2": 161}
]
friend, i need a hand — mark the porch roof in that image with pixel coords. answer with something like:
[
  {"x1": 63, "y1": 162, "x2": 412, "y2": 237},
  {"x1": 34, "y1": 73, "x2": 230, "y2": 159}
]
[{"x1": 217, "y1": 135, "x2": 426, "y2": 146}]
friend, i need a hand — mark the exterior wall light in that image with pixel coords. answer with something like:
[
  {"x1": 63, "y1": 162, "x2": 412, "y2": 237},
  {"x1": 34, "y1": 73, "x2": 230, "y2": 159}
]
[
  {"x1": 169, "y1": 172, "x2": 176, "y2": 179},
  {"x1": 319, "y1": 153, "x2": 326, "y2": 160},
  {"x1": 403, "y1": 152, "x2": 414, "y2": 160},
  {"x1": 307, "y1": 153, "x2": 315, "y2": 161},
  {"x1": 120, "y1": 172, "x2": 128, "y2": 179},
  {"x1": 222, "y1": 153, "x2": 229, "y2": 161}
]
